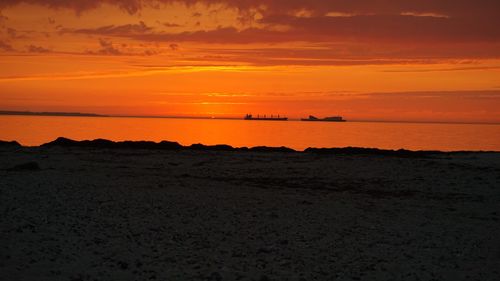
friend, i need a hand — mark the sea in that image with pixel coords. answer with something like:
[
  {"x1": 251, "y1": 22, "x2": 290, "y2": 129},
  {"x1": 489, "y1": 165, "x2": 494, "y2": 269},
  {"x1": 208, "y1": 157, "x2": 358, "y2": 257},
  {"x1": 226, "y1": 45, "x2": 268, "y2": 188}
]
[{"x1": 1, "y1": 115, "x2": 499, "y2": 151}]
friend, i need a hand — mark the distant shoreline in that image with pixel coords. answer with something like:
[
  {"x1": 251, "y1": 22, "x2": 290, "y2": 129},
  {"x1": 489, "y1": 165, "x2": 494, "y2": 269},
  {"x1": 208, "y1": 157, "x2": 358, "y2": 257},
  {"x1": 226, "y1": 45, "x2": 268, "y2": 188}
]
[
  {"x1": 0, "y1": 110, "x2": 107, "y2": 117},
  {"x1": 0, "y1": 110, "x2": 498, "y2": 125}
]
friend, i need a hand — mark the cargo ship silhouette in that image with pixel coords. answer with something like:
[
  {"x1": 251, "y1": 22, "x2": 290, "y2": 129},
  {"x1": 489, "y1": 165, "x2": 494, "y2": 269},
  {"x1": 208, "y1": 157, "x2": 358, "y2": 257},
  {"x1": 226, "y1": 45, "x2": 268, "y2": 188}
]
[
  {"x1": 244, "y1": 114, "x2": 288, "y2": 121},
  {"x1": 301, "y1": 115, "x2": 346, "y2": 122}
]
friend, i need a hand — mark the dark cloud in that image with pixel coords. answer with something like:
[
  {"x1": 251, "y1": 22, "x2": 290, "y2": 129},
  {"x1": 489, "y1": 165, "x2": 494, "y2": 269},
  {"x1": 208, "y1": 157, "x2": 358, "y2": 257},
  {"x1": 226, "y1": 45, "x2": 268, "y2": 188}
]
[
  {"x1": 259, "y1": 14, "x2": 500, "y2": 43},
  {"x1": 2, "y1": 1, "x2": 499, "y2": 18},
  {"x1": 169, "y1": 43, "x2": 179, "y2": 50},
  {"x1": 7, "y1": 27, "x2": 17, "y2": 37},
  {"x1": 121, "y1": 23, "x2": 500, "y2": 45},
  {"x1": 27, "y1": 44, "x2": 51, "y2": 53},
  {"x1": 6, "y1": 27, "x2": 30, "y2": 39},
  {"x1": 96, "y1": 38, "x2": 121, "y2": 55},
  {"x1": 69, "y1": 25, "x2": 301, "y2": 44},
  {"x1": 162, "y1": 22, "x2": 181, "y2": 27},
  {"x1": 143, "y1": 49, "x2": 157, "y2": 56},
  {"x1": 86, "y1": 38, "x2": 158, "y2": 56},
  {"x1": 70, "y1": 21, "x2": 152, "y2": 36},
  {"x1": 0, "y1": 0, "x2": 143, "y2": 15},
  {"x1": 129, "y1": 27, "x2": 284, "y2": 44},
  {"x1": 5, "y1": 27, "x2": 33, "y2": 39},
  {"x1": 0, "y1": 39, "x2": 14, "y2": 51}
]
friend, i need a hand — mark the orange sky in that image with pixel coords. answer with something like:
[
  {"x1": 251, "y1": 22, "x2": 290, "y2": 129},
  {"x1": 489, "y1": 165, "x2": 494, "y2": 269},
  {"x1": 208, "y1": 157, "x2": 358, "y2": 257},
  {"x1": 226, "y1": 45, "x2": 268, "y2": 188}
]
[{"x1": 1, "y1": 0, "x2": 499, "y2": 123}]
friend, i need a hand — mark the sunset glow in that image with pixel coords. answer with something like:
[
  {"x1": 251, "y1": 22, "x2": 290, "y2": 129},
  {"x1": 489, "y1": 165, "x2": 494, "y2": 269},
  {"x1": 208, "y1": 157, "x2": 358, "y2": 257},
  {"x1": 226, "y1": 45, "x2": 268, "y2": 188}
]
[{"x1": 1, "y1": 1, "x2": 499, "y2": 122}]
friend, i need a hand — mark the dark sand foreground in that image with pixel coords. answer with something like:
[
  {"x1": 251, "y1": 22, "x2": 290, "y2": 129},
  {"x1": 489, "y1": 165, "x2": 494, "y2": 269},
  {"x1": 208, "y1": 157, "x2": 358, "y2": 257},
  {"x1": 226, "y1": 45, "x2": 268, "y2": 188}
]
[{"x1": 1, "y1": 139, "x2": 499, "y2": 280}]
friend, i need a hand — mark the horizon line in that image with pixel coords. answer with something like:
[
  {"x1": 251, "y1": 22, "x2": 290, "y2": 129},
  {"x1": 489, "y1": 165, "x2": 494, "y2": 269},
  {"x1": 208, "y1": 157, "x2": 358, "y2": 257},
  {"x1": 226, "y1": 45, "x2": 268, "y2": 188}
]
[{"x1": 0, "y1": 110, "x2": 499, "y2": 125}]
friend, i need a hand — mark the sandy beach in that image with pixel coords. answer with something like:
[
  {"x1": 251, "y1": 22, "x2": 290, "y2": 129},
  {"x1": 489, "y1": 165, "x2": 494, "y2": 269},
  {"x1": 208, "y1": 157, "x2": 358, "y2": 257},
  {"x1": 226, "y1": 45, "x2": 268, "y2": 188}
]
[{"x1": 1, "y1": 139, "x2": 499, "y2": 280}]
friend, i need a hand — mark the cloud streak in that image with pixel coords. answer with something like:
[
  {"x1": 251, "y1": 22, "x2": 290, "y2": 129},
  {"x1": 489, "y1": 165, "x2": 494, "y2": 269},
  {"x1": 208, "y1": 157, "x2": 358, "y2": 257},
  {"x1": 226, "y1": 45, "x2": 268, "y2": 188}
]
[
  {"x1": 0, "y1": 40, "x2": 14, "y2": 51},
  {"x1": 0, "y1": 65, "x2": 264, "y2": 82},
  {"x1": 27, "y1": 44, "x2": 51, "y2": 53},
  {"x1": 2, "y1": 1, "x2": 499, "y2": 17},
  {"x1": 69, "y1": 21, "x2": 152, "y2": 36}
]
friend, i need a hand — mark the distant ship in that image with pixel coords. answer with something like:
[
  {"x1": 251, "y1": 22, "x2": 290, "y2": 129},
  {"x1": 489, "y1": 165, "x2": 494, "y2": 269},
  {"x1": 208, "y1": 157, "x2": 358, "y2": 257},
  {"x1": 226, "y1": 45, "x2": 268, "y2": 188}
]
[
  {"x1": 244, "y1": 114, "x2": 288, "y2": 121},
  {"x1": 301, "y1": 115, "x2": 346, "y2": 122}
]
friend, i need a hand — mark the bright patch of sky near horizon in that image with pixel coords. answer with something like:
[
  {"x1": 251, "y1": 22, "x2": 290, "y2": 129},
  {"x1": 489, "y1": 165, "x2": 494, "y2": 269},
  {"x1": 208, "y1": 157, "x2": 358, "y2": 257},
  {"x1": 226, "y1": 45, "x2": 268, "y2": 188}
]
[{"x1": 1, "y1": 1, "x2": 500, "y2": 122}]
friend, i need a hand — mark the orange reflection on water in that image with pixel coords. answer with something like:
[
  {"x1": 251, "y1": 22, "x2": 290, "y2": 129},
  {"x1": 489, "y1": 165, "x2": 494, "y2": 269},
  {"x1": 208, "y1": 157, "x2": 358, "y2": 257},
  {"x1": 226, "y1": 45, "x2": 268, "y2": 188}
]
[{"x1": 1, "y1": 116, "x2": 499, "y2": 151}]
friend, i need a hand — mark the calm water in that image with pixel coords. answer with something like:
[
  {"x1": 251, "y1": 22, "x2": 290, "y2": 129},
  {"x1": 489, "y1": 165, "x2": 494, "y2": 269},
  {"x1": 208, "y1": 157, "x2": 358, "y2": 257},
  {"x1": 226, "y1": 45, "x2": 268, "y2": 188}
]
[{"x1": 1, "y1": 116, "x2": 499, "y2": 151}]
